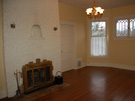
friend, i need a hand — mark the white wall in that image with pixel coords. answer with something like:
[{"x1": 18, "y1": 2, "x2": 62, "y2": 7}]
[
  {"x1": 0, "y1": 0, "x2": 7, "y2": 99},
  {"x1": 3, "y1": 0, "x2": 61, "y2": 97}
]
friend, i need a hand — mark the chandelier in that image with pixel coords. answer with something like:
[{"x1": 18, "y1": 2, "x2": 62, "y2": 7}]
[{"x1": 86, "y1": 0, "x2": 104, "y2": 19}]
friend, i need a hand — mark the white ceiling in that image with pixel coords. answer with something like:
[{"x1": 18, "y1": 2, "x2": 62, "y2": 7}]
[{"x1": 59, "y1": 0, "x2": 135, "y2": 9}]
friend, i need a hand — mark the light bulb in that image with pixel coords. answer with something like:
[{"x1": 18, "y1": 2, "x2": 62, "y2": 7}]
[{"x1": 86, "y1": 8, "x2": 93, "y2": 14}]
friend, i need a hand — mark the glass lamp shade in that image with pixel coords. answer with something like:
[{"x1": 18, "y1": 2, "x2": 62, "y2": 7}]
[
  {"x1": 86, "y1": 8, "x2": 93, "y2": 15},
  {"x1": 86, "y1": 6, "x2": 104, "y2": 19}
]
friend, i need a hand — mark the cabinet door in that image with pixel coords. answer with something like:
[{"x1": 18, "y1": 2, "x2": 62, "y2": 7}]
[
  {"x1": 34, "y1": 69, "x2": 40, "y2": 86},
  {"x1": 40, "y1": 68, "x2": 45, "y2": 83},
  {"x1": 27, "y1": 70, "x2": 33, "y2": 87},
  {"x1": 45, "y1": 66, "x2": 51, "y2": 81}
]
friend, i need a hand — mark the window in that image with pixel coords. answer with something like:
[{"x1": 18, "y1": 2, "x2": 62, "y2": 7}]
[
  {"x1": 114, "y1": 16, "x2": 135, "y2": 39},
  {"x1": 130, "y1": 18, "x2": 135, "y2": 36},
  {"x1": 90, "y1": 20, "x2": 107, "y2": 57},
  {"x1": 116, "y1": 19, "x2": 128, "y2": 37}
]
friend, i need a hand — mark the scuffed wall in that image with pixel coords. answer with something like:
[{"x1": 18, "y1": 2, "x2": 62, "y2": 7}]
[{"x1": 3, "y1": 0, "x2": 61, "y2": 97}]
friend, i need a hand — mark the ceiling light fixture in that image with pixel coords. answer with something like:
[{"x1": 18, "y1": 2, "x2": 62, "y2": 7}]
[{"x1": 86, "y1": 0, "x2": 104, "y2": 19}]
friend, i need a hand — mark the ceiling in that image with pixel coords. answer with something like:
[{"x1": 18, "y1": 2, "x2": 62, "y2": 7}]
[{"x1": 59, "y1": 0, "x2": 135, "y2": 9}]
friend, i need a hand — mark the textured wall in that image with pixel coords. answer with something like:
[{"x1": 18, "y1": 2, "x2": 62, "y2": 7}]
[
  {"x1": 0, "y1": 0, "x2": 7, "y2": 99},
  {"x1": 3, "y1": 0, "x2": 61, "y2": 97}
]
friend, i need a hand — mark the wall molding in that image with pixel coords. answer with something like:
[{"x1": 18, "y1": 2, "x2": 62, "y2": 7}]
[
  {"x1": 82, "y1": 63, "x2": 87, "y2": 68},
  {"x1": 0, "y1": 90, "x2": 7, "y2": 99},
  {"x1": 76, "y1": 63, "x2": 87, "y2": 69},
  {"x1": 87, "y1": 63, "x2": 135, "y2": 71}
]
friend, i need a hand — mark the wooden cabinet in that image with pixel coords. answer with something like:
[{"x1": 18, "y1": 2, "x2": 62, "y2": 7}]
[{"x1": 22, "y1": 59, "x2": 53, "y2": 94}]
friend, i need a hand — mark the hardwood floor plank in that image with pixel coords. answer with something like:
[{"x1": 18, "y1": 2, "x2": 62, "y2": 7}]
[
  {"x1": 34, "y1": 66, "x2": 135, "y2": 101},
  {"x1": 2, "y1": 66, "x2": 135, "y2": 101}
]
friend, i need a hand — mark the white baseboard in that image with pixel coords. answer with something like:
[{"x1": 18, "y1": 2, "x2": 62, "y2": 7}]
[
  {"x1": 81, "y1": 63, "x2": 87, "y2": 68},
  {"x1": 78, "y1": 63, "x2": 87, "y2": 69},
  {"x1": 87, "y1": 63, "x2": 135, "y2": 71},
  {"x1": 75, "y1": 63, "x2": 87, "y2": 70},
  {"x1": 0, "y1": 90, "x2": 7, "y2": 99}
]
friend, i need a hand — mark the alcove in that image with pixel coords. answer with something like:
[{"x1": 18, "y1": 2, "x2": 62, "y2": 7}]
[{"x1": 31, "y1": 25, "x2": 42, "y2": 38}]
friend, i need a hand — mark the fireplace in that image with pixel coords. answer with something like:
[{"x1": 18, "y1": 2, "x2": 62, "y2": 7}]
[{"x1": 22, "y1": 59, "x2": 54, "y2": 94}]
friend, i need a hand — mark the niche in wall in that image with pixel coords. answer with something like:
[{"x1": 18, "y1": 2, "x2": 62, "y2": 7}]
[{"x1": 31, "y1": 24, "x2": 42, "y2": 38}]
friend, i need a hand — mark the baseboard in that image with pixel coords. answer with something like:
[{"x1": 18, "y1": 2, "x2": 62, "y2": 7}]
[
  {"x1": 81, "y1": 63, "x2": 87, "y2": 68},
  {"x1": 0, "y1": 90, "x2": 7, "y2": 99},
  {"x1": 87, "y1": 63, "x2": 135, "y2": 71},
  {"x1": 77, "y1": 63, "x2": 87, "y2": 69}
]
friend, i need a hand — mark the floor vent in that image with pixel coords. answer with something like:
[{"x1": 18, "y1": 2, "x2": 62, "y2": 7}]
[{"x1": 77, "y1": 58, "x2": 82, "y2": 68}]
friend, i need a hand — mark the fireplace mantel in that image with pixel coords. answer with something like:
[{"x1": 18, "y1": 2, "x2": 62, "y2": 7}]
[{"x1": 22, "y1": 59, "x2": 53, "y2": 94}]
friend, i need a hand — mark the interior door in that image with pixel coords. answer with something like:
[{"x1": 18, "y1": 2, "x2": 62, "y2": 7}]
[{"x1": 60, "y1": 24, "x2": 76, "y2": 72}]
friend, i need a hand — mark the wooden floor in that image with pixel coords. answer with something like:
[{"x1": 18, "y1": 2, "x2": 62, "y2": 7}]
[
  {"x1": 34, "y1": 66, "x2": 135, "y2": 101},
  {"x1": 1, "y1": 66, "x2": 135, "y2": 101}
]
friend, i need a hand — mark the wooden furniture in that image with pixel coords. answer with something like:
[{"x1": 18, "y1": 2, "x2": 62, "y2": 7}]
[{"x1": 22, "y1": 59, "x2": 53, "y2": 94}]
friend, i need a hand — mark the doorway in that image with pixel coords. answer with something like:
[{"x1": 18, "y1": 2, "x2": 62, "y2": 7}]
[{"x1": 60, "y1": 22, "x2": 76, "y2": 72}]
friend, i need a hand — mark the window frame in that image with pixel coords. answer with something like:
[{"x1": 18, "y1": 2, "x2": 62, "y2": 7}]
[
  {"x1": 113, "y1": 15, "x2": 135, "y2": 40},
  {"x1": 89, "y1": 18, "x2": 109, "y2": 58}
]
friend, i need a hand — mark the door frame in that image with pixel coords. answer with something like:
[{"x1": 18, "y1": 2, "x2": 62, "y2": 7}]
[{"x1": 60, "y1": 21, "x2": 77, "y2": 71}]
